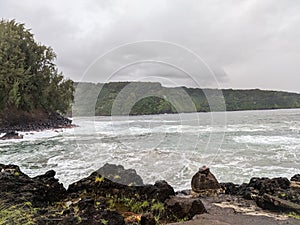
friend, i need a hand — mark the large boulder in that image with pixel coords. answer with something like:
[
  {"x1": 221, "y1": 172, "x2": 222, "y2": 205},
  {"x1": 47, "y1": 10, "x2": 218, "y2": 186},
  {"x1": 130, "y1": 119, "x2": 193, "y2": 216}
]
[
  {"x1": 191, "y1": 166, "x2": 221, "y2": 195},
  {"x1": 96, "y1": 163, "x2": 144, "y2": 186}
]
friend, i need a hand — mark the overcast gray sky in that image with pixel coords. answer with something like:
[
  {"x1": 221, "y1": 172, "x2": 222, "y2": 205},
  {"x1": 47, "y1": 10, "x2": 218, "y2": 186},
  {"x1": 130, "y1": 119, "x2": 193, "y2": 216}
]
[{"x1": 1, "y1": 0, "x2": 300, "y2": 92}]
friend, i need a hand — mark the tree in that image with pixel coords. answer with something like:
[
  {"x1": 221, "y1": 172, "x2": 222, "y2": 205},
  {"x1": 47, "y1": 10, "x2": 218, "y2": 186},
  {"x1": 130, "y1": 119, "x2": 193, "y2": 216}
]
[{"x1": 0, "y1": 20, "x2": 74, "y2": 124}]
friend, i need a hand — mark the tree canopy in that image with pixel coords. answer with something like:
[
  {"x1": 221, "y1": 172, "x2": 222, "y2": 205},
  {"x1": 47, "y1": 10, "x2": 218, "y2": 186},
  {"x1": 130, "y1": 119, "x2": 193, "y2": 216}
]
[{"x1": 0, "y1": 20, "x2": 74, "y2": 124}]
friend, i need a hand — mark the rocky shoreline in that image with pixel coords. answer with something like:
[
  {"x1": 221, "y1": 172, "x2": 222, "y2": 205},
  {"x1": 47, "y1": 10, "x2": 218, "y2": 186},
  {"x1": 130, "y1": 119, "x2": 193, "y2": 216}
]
[
  {"x1": 0, "y1": 113, "x2": 74, "y2": 140},
  {"x1": 0, "y1": 163, "x2": 299, "y2": 225}
]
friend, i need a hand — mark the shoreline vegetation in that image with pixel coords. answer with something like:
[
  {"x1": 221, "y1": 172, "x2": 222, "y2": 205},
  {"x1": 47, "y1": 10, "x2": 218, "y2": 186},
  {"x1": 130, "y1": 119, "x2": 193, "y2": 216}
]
[
  {"x1": 0, "y1": 163, "x2": 299, "y2": 225},
  {"x1": 0, "y1": 20, "x2": 74, "y2": 137}
]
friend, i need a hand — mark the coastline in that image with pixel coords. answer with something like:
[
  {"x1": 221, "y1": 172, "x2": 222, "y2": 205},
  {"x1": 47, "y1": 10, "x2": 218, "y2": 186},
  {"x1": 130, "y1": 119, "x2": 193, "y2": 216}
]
[
  {"x1": 0, "y1": 113, "x2": 75, "y2": 140},
  {"x1": 0, "y1": 163, "x2": 299, "y2": 225}
]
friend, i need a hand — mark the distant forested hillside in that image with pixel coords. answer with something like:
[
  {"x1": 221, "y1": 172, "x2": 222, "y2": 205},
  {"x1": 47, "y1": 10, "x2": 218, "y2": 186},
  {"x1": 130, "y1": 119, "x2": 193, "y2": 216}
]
[{"x1": 72, "y1": 82, "x2": 300, "y2": 116}]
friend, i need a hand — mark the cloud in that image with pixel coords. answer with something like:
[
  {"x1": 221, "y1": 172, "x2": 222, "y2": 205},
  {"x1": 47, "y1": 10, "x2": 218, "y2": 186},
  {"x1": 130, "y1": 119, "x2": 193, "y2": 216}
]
[{"x1": 0, "y1": 0, "x2": 299, "y2": 92}]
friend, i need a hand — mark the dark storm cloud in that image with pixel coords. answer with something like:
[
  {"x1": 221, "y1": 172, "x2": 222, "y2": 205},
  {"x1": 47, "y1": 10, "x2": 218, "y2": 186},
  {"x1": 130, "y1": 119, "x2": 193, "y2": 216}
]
[{"x1": 0, "y1": 0, "x2": 299, "y2": 92}]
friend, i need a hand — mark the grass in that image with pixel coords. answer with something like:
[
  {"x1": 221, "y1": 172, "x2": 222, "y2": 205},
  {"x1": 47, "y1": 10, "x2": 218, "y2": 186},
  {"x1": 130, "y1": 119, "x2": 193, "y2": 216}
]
[
  {"x1": 0, "y1": 202, "x2": 37, "y2": 225},
  {"x1": 288, "y1": 212, "x2": 300, "y2": 220},
  {"x1": 95, "y1": 175, "x2": 105, "y2": 183}
]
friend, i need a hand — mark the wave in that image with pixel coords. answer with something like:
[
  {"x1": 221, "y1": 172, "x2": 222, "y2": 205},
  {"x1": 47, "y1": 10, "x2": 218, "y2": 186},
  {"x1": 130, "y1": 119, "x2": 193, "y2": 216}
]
[{"x1": 233, "y1": 135, "x2": 300, "y2": 145}]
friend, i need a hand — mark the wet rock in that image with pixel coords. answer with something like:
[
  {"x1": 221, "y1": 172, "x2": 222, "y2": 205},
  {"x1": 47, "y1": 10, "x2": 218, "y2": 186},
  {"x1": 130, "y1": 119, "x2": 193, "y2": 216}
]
[
  {"x1": 140, "y1": 212, "x2": 156, "y2": 225},
  {"x1": 0, "y1": 131, "x2": 23, "y2": 140},
  {"x1": 291, "y1": 174, "x2": 300, "y2": 182},
  {"x1": 96, "y1": 163, "x2": 144, "y2": 186},
  {"x1": 165, "y1": 196, "x2": 207, "y2": 220},
  {"x1": 191, "y1": 166, "x2": 221, "y2": 194}
]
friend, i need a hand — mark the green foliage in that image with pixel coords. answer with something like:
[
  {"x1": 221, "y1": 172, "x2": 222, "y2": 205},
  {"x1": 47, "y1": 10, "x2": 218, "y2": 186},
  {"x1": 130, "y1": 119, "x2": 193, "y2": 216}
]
[
  {"x1": 0, "y1": 202, "x2": 37, "y2": 225},
  {"x1": 95, "y1": 175, "x2": 105, "y2": 183},
  {"x1": 73, "y1": 82, "x2": 300, "y2": 116},
  {"x1": 0, "y1": 19, "x2": 74, "y2": 123},
  {"x1": 288, "y1": 212, "x2": 300, "y2": 220}
]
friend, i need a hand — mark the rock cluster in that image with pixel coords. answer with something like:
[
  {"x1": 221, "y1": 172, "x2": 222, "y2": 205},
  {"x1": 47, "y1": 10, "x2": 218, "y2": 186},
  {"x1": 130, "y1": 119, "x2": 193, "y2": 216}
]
[
  {"x1": 0, "y1": 112, "x2": 73, "y2": 135},
  {"x1": 221, "y1": 176, "x2": 300, "y2": 214},
  {"x1": 1, "y1": 162, "x2": 299, "y2": 224},
  {"x1": 0, "y1": 163, "x2": 207, "y2": 224}
]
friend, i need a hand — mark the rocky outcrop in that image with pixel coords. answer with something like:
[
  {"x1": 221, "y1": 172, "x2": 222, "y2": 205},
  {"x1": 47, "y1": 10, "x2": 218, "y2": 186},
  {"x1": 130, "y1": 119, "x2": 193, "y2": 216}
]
[
  {"x1": 291, "y1": 174, "x2": 300, "y2": 182},
  {"x1": 4, "y1": 164, "x2": 298, "y2": 224},
  {"x1": 191, "y1": 166, "x2": 222, "y2": 196},
  {"x1": 0, "y1": 112, "x2": 73, "y2": 134},
  {"x1": 221, "y1": 175, "x2": 300, "y2": 214},
  {"x1": 0, "y1": 131, "x2": 23, "y2": 140},
  {"x1": 96, "y1": 163, "x2": 144, "y2": 186},
  {"x1": 68, "y1": 171, "x2": 174, "y2": 203},
  {"x1": 255, "y1": 193, "x2": 300, "y2": 214},
  {"x1": 0, "y1": 164, "x2": 66, "y2": 207}
]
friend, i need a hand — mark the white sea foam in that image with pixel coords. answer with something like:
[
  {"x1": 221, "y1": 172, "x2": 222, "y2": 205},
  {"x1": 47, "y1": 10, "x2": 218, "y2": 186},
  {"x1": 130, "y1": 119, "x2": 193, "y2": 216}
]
[
  {"x1": 1, "y1": 109, "x2": 300, "y2": 190},
  {"x1": 233, "y1": 135, "x2": 300, "y2": 145}
]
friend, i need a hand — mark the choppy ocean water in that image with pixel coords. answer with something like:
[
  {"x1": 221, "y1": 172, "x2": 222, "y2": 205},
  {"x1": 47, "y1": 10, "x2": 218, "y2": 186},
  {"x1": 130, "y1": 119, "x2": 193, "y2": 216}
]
[{"x1": 0, "y1": 109, "x2": 299, "y2": 190}]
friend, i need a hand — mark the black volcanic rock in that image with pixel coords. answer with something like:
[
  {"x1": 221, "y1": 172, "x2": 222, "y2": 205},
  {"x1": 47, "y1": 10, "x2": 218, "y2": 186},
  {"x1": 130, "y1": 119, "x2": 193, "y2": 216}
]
[
  {"x1": 0, "y1": 164, "x2": 66, "y2": 207},
  {"x1": 0, "y1": 131, "x2": 23, "y2": 140},
  {"x1": 291, "y1": 174, "x2": 300, "y2": 182},
  {"x1": 165, "y1": 196, "x2": 207, "y2": 220},
  {"x1": 96, "y1": 163, "x2": 144, "y2": 186},
  {"x1": 68, "y1": 171, "x2": 174, "y2": 203}
]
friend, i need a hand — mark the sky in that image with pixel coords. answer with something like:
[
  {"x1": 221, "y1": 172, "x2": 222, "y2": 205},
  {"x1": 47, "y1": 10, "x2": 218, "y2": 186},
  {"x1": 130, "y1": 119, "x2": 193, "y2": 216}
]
[{"x1": 1, "y1": 0, "x2": 300, "y2": 92}]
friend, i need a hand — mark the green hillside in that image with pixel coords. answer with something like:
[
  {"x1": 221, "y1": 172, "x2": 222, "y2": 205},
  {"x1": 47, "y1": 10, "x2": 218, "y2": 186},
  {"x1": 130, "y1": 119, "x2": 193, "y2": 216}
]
[{"x1": 73, "y1": 82, "x2": 300, "y2": 116}]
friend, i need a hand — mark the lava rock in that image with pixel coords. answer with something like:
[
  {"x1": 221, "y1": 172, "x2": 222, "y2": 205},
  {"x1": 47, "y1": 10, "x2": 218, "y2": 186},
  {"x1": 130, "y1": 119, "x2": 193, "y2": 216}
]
[
  {"x1": 165, "y1": 196, "x2": 207, "y2": 220},
  {"x1": 220, "y1": 182, "x2": 241, "y2": 195},
  {"x1": 0, "y1": 112, "x2": 73, "y2": 134},
  {"x1": 140, "y1": 212, "x2": 156, "y2": 225},
  {"x1": 68, "y1": 172, "x2": 174, "y2": 203},
  {"x1": 96, "y1": 163, "x2": 144, "y2": 186},
  {"x1": 247, "y1": 177, "x2": 290, "y2": 195},
  {"x1": 191, "y1": 166, "x2": 221, "y2": 192},
  {"x1": 254, "y1": 193, "x2": 300, "y2": 214},
  {"x1": 0, "y1": 164, "x2": 66, "y2": 207},
  {"x1": 0, "y1": 131, "x2": 23, "y2": 140},
  {"x1": 291, "y1": 174, "x2": 300, "y2": 182}
]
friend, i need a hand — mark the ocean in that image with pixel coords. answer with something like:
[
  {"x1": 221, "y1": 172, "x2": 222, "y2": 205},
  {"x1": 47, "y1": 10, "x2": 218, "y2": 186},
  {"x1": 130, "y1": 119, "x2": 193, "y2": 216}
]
[{"x1": 0, "y1": 109, "x2": 299, "y2": 190}]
